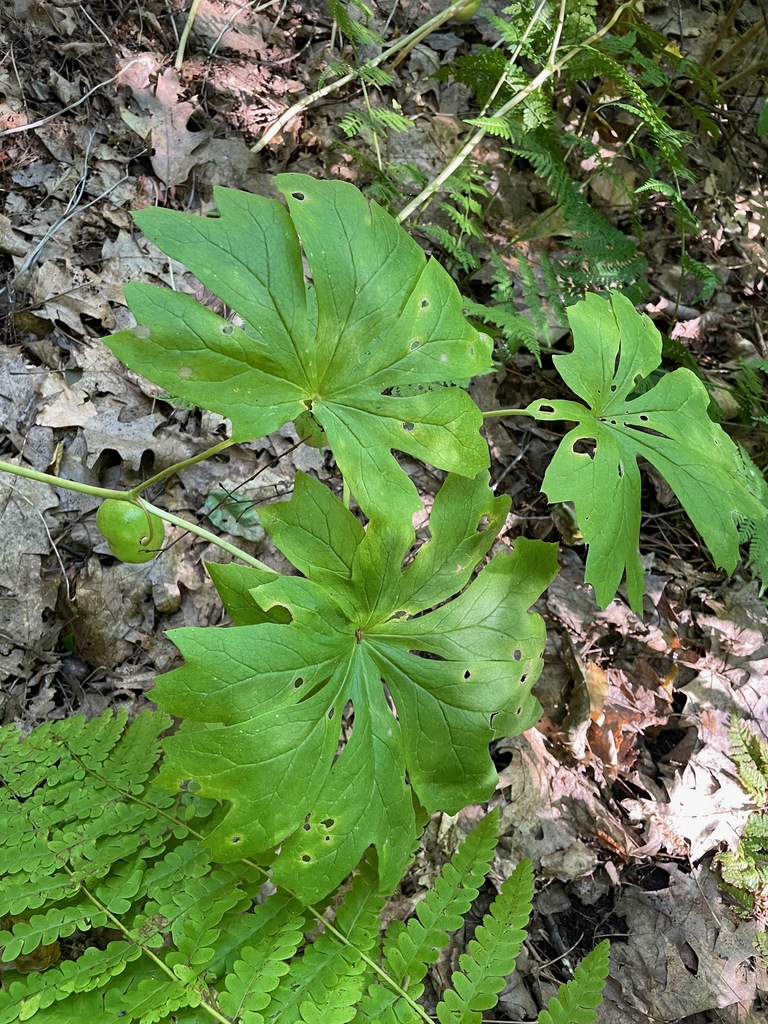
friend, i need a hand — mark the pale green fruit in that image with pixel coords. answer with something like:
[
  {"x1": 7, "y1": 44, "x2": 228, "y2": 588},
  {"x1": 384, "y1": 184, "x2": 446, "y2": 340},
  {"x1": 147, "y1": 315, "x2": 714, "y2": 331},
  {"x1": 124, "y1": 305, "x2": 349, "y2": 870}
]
[
  {"x1": 96, "y1": 500, "x2": 165, "y2": 563},
  {"x1": 453, "y1": 0, "x2": 482, "y2": 22}
]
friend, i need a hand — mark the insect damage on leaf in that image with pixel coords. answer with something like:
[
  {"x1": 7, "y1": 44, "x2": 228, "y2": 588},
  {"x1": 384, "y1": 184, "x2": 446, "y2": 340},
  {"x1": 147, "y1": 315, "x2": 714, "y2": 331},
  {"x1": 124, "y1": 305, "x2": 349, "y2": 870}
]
[
  {"x1": 526, "y1": 292, "x2": 767, "y2": 612},
  {"x1": 153, "y1": 472, "x2": 558, "y2": 902},
  {"x1": 103, "y1": 175, "x2": 494, "y2": 523}
]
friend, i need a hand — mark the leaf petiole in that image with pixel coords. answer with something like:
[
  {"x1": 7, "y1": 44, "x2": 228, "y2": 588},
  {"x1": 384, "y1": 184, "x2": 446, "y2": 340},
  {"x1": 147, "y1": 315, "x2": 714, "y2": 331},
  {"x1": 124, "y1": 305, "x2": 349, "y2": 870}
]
[
  {"x1": 482, "y1": 407, "x2": 532, "y2": 419},
  {"x1": 128, "y1": 438, "x2": 235, "y2": 499}
]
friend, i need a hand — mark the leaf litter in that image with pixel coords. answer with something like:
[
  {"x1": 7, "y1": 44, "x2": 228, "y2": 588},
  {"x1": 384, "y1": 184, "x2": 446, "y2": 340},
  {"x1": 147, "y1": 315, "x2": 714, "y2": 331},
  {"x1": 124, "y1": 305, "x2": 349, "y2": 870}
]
[{"x1": 0, "y1": 1, "x2": 767, "y2": 1020}]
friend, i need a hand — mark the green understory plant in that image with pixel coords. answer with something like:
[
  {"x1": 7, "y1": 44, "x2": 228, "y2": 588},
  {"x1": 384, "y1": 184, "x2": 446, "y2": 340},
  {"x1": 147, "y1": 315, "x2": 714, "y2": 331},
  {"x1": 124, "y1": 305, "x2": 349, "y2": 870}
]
[
  {"x1": 1, "y1": 173, "x2": 767, "y2": 1018},
  {"x1": 0, "y1": 710, "x2": 611, "y2": 1023},
  {"x1": 716, "y1": 718, "x2": 768, "y2": 961}
]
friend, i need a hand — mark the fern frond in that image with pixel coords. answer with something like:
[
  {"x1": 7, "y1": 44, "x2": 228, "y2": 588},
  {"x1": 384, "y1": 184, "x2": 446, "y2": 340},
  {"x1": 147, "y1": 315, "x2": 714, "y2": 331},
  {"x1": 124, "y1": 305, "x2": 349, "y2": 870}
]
[
  {"x1": 326, "y1": 0, "x2": 383, "y2": 49},
  {"x1": 435, "y1": 858, "x2": 534, "y2": 1023},
  {"x1": 733, "y1": 449, "x2": 768, "y2": 588},
  {"x1": 464, "y1": 115, "x2": 516, "y2": 140},
  {"x1": 537, "y1": 938, "x2": 610, "y2": 1024},
  {"x1": 217, "y1": 894, "x2": 308, "y2": 1023},
  {"x1": 680, "y1": 253, "x2": 719, "y2": 302},
  {"x1": 356, "y1": 808, "x2": 500, "y2": 1024},
  {"x1": 263, "y1": 857, "x2": 385, "y2": 1023}
]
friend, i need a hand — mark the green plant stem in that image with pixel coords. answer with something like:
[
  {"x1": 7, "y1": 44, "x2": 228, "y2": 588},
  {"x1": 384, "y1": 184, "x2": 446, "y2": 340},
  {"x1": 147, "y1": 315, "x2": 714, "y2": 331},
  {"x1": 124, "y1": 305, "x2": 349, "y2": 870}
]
[
  {"x1": 175, "y1": 0, "x2": 202, "y2": 70},
  {"x1": 129, "y1": 438, "x2": 235, "y2": 498},
  {"x1": 0, "y1": 458, "x2": 269, "y2": 570},
  {"x1": 251, "y1": 0, "x2": 475, "y2": 154},
  {"x1": 482, "y1": 408, "x2": 533, "y2": 419},
  {"x1": 77, "y1": 884, "x2": 236, "y2": 1024},
  {"x1": 0, "y1": 459, "x2": 128, "y2": 502},
  {"x1": 396, "y1": 0, "x2": 640, "y2": 224},
  {"x1": 139, "y1": 500, "x2": 271, "y2": 570}
]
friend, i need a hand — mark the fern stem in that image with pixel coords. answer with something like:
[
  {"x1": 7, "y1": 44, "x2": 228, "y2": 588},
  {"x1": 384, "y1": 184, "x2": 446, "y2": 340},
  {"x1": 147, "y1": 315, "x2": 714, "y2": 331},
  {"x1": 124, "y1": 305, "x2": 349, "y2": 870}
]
[
  {"x1": 548, "y1": 0, "x2": 568, "y2": 68},
  {"x1": 251, "y1": 0, "x2": 474, "y2": 153},
  {"x1": 76, "y1": 883, "x2": 237, "y2": 1024},
  {"x1": 396, "y1": 0, "x2": 641, "y2": 224}
]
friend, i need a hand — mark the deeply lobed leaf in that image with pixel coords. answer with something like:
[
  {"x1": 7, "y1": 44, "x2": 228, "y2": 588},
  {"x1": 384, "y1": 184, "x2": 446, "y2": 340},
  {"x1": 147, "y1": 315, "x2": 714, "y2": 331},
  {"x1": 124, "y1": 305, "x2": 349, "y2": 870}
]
[
  {"x1": 526, "y1": 292, "x2": 767, "y2": 611},
  {"x1": 104, "y1": 175, "x2": 494, "y2": 522},
  {"x1": 154, "y1": 474, "x2": 558, "y2": 901}
]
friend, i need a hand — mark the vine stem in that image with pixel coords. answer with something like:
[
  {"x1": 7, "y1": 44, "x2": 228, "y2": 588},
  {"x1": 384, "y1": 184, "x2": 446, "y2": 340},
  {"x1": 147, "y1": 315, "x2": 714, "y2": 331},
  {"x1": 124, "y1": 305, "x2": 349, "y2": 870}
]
[
  {"x1": 251, "y1": 0, "x2": 475, "y2": 154},
  {"x1": 396, "y1": 0, "x2": 640, "y2": 224},
  {"x1": 0, "y1": 458, "x2": 270, "y2": 571}
]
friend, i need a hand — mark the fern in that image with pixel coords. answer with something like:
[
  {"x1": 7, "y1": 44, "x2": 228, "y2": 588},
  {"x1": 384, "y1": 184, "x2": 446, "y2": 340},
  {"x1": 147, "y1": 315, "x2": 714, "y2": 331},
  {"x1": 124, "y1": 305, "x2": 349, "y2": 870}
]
[
  {"x1": 326, "y1": 0, "x2": 383, "y2": 50},
  {"x1": 537, "y1": 939, "x2": 610, "y2": 1024},
  {"x1": 734, "y1": 447, "x2": 768, "y2": 586},
  {"x1": 716, "y1": 719, "x2": 768, "y2": 960},
  {"x1": 434, "y1": 859, "x2": 533, "y2": 1023},
  {"x1": 0, "y1": 712, "x2": 610, "y2": 1023}
]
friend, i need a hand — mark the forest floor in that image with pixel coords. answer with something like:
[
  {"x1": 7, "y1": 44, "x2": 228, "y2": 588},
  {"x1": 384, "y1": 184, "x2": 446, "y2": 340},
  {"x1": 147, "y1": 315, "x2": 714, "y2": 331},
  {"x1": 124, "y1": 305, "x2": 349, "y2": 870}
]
[{"x1": 1, "y1": 2, "x2": 768, "y2": 1022}]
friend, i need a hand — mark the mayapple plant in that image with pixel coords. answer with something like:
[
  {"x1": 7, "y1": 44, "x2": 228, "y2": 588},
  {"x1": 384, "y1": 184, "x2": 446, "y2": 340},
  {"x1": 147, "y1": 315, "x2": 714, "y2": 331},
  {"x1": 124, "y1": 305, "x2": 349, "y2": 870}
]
[{"x1": 1, "y1": 174, "x2": 766, "y2": 905}]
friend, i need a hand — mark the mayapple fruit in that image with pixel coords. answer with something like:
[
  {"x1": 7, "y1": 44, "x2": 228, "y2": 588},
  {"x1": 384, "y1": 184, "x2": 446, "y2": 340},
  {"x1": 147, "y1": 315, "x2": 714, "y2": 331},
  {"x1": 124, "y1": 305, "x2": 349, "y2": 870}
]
[{"x1": 96, "y1": 499, "x2": 165, "y2": 563}]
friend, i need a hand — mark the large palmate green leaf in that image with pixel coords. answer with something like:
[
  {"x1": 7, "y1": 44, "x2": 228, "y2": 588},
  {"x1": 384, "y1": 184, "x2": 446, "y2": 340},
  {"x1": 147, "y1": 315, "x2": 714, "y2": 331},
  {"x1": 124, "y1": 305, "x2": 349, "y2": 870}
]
[
  {"x1": 104, "y1": 175, "x2": 493, "y2": 521},
  {"x1": 154, "y1": 473, "x2": 558, "y2": 902},
  {"x1": 525, "y1": 292, "x2": 766, "y2": 612}
]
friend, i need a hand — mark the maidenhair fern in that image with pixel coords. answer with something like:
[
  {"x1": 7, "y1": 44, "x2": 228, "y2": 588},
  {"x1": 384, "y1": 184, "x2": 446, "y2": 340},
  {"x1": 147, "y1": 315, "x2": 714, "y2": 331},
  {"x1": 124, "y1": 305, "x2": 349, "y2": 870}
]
[{"x1": 0, "y1": 711, "x2": 610, "y2": 1023}]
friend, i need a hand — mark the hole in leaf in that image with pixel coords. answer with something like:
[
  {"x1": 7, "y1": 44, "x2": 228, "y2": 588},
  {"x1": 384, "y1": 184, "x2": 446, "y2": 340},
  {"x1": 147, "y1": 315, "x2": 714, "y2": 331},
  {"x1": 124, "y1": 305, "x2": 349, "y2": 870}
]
[
  {"x1": 301, "y1": 854, "x2": 312, "y2": 863},
  {"x1": 617, "y1": 462, "x2": 624, "y2": 478},
  {"x1": 302, "y1": 822, "x2": 311, "y2": 831},
  {"x1": 520, "y1": 672, "x2": 528, "y2": 684},
  {"x1": 293, "y1": 677, "x2": 304, "y2": 689},
  {"x1": 639, "y1": 414, "x2": 649, "y2": 421},
  {"x1": 468, "y1": 346, "x2": 475, "y2": 358},
  {"x1": 402, "y1": 421, "x2": 415, "y2": 432},
  {"x1": 220, "y1": 323, "x2": 234, "y2": 335},
  {"x1": 572, "y1": 439, "x2": 596, "y2": 459},
  {"x1": 512, "y1": 649, "x2": 522, "y2": 662},
  {"x1": 463, "y1": 670, "x2": 471, "y2": 680},
  {"x1": 229, "y1": 835, "x2": 242, "y2": 845},
  {"x1": 324, "y1": 835, "x2": 332, "y2": 842},
  {"x1": 476, "y1": 515, "x2": 489, "y2": 532},
  {"x1": 328, "y1": 706, "x2": 335, "y2": 720},
  {"x1": 610, "y1": 384, "x2": 617, "y2": 392},
  {"x1": 292, "y1": 192, "x2": 306, "y2": 201},
  {"x1": 409, "y1": 339, "x2": 421, "y2": 351},
  {"x1": 420, "y1": 297, "x2": 429, "y2": 309},
  {"x1": 538, "y1": 403, "x2": 555, "y2": 414},
  {"x1": 320, "y1": 818, "x2": 335, "y2": 828}
]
